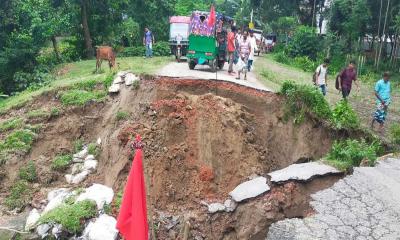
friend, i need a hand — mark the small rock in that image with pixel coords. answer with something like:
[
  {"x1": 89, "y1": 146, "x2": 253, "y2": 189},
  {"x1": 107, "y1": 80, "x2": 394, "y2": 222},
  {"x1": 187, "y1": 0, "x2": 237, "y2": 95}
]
[
  {"x1": 73, "y1": 148, "x2": 88, "y2": 160},
  {"x1": 44, "y1": 189, "x2": 71, "y2": 213},
  {"x1": 65, "y1": 174, "x2": 73, "y2": 184},
  {"x1": 125, "y1": 73, "x2": 139, "y2": 86},
  {"x1": 76, "y1": 184, "x2": 114, "y2": 209},
  {"x1": 97, "y1": 138, "x2": 102, "y2": 145},
  {"x1": 25, "y1": 209, "x2": 40, "y2": 231},
  {"x1": 72, "y1": 157, "x2": 84, "y2": 163},
  {"x1": 82, "y1": 214, "x2": 118, "y2": 240},
  {"x1": 113, "y1": 76, "x2": 124, "y2": 84},
  {"x1": 85, "y1": 155, "x2": 95, "y2": 161},
  {"x1": 186, "y1": 105, "x2": 193, "y2": 110},
  {"x1": 108, "y1": 84, "x2": 120, "y2": 93},
  {"x1": 72, "y1": 170, "x2": 90, "y2": 184},
  {"x1": 36, "y1": 224, "x2": 51, "y2": 238},
  {"x1": 71, "y1": 163, "x2": 83, "y2": 175},
  {"x1": 208, "y1": 203, "x2": 226, "y2": 213},
  {"x1": 51, "y1": 224, "x2": 63, "y2": 238},
  {"x1": 229, "y1": 176, "x2": 270, "y2": 202},
  {"x1": 224, "y1": 199, "x2": 237, "y2": 212},
  {"x1": 148, "y1": 110, "x2": 156, "y2": 116},
  {"x1": 48, "y1": 188, "x2": 69, "y2": 202},
  {"x1": 84, "y1": 160, "x2": 98, "y2": 172}
]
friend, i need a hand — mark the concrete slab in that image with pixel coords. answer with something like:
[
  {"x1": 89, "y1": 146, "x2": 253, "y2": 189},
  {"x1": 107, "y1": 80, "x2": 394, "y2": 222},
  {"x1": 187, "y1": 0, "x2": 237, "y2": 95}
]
[{"x1": 229, "y1": 176, "x2": 270, "y2": 202}]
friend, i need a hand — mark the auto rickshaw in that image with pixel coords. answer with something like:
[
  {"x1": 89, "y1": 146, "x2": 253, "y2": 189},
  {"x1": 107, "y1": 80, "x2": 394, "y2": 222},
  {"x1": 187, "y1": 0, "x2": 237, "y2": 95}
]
[
  {"x1": 169, "y1": 16, "x2": 191, "y2": 62},
  {"x1": 186, "y1": 11, "x2": 230, "y2": 72}
]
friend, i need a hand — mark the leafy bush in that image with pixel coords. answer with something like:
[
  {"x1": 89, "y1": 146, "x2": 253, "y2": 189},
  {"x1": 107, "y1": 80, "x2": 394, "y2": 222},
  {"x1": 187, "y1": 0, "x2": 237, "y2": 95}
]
[
  {"x1": 389, "y1": 123, "x2": 400, "y2": 145},
  {"x1": 61, "y1": 90, "x2": 106, "y2": 106},
  {"x1": 87, "y1": 143, "x2": 100, "y2": 157},
  {"x1": 19, "y1": 160, "x2": 37, "y2": 182},
  {"x1": 0, "y1": 129, "x2": 36, "y2": 154},
  {"x1": 27, "y1": 109, "x2": 49, "y2": 119},
  {"x1": 0, "y1": 118, "x2": 24, "y2": 132},
  {"x1": 152, "y1": 42, "x2": 171, "y2": 56},
  {"x1": 4, "y1": 180, "x2": 30, "y2": 210},
  {"x1": 52, "y1": 154, "x2": 73, "y2": 171},
  {"x1": 273, "y1": 51, "x2": 290, "y2": 64},
  {"x1": 287, "y1": 26, "x2": 321, "y2": 60},
  {"x1": 293, "y1": 56, "x2": 317, "y2": 72},
  {"x1": 116, "y1": 111, "x2": 129, "y2": 121},
  {"x1": 39, "y1": 200, "x2": 97, "y2": 234},
  {"x1": 331, "y1": 100, "x2": 360, "y2": 129},
  {"x1": 327, "y1": 139, "x2": 382, "y2": 171},
  {"x1": 279, "y1": 81, "x2": 331, "y2": 124}
]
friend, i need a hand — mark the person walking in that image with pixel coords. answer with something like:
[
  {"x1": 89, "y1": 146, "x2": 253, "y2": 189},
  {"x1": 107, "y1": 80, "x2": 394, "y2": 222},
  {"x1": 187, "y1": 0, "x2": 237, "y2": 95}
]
[
  {"x1": 143, "y1": 27, "x2": 155, "y2": 58},
  {"x1": 248, "y1": 30, "x2": 258, "y2": 71},
  {"x1": 338, "y1": 60, "x2": 359, "y2": 99},
  {"x1": 314, "y1": 58, "x2": 330, "y2": 96},
  {"x1": 236, "y1": 31, "x2": 251, "y2": 80},
  {"x1": 371, "y1": 72, "x2": 391, "y2": 133},
  {"x1": 227, "y1": 26, "x2": 237, "y2": 75}
]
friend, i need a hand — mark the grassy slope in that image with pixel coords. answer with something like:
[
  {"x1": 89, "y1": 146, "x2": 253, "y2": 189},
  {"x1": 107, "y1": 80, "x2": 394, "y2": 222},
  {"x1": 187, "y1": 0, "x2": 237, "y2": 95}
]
[
  {"x1": 0, "y1": 56, "x2": 172, "y2": 113},
  {"x1": 254, "y1": 55, "x2": 400, "y2": 134}
]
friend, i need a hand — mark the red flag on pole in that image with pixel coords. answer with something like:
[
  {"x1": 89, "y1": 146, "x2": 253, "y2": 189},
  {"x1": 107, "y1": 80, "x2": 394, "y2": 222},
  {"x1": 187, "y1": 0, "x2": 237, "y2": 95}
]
[
  {"x1": 116, "y1": 135, "x2": 148, "y2": 240},
  {"x1": 208, "y1": 4, "x2": 216, "y2": 27}
]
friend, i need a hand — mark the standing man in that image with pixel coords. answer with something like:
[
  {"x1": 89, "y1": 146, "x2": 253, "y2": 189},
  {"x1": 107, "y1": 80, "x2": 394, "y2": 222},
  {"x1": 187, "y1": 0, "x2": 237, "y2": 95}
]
[
  {"x1": 248, "y1": 30, "x2": 258, "y2": 71},
  {"x1": 338, "y1": 60, "x2": 359, "y2": 99},
  {"x1": 227, "y1": 26, "x2": 237, "y2": 75},
  {"x1": 371, "y1": 72, "x2": 391, "y2": 133},
  {"x1": 314, "y1": 58, "x2": 330, "y2": 96},
  {"x1": 236, "y1": 31, "x2": 252, "y2": 80},
  {"x1": 143, "y1": 27, "x2": 155, "y2": 58}
]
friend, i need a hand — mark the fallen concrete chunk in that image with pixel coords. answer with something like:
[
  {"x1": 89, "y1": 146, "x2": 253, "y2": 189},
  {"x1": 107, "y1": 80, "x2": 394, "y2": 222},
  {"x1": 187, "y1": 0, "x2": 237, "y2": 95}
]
[
  {"x1": 71, "y1": 170, "x2": 90, "y2": 184},
  {"x1": 224, "y1": 199, "x2": 237, "y2": 212},
  {"x1": 51, "y1": 224, "x2": 63, "y2": 238},
  {"x1": 36, "y1": 224, "x2": 51, "y2": 238},
  {"x1": 113, "y1": 76, "x2": 124, "y2": 84},
  {"x1": 25, "y1": 208, "x2": 40, "y2": 231},
  {"x1": 229, "y1": 176, "x2": 270, "y2": 202},
  {"x1": 108, "y1": 84, "x2": 120, "y2": 93},
  {"x1": 117, "y1": 71, "x2": 128, "y2": 77},
  {"x1": 76, "y1": 184, "x2": 114, "y2": 209},
  {"x1": 44, "y1": 189, "x2": 70, "y2": 213},
  {"x1": 97, "y1": 138, "x2": 102, "y2": 145},
  {"x1": 84, "y1": 160, "x2": 98, "y2": 172},
  {"x1": 125, "y1": 73, "x2": 139, "y2": 86},
  {"x1": 85, "y1": 155, "x2": 95, "y2": 161},
  {"x1": 73, "y1": 148, "x2": 88, "y2": 160},
  {"x1": 72, "y1": 157, "x2": 84, "y2": 163},
  {"x1": 65, "y1": 174, "x2": 73, "y2": 184},
  {"x1": 82, "y1": 214, "x2": 118, "y2": 240},
  {"x1": 208, "y1": 203, "x2": 226, "y2": 213},
  {"x1": 71, "y1": 163, "x2": 83, "y2": 175},
  {"x1": 268, "y1": 162, "x2": 341, "y2": 183}
]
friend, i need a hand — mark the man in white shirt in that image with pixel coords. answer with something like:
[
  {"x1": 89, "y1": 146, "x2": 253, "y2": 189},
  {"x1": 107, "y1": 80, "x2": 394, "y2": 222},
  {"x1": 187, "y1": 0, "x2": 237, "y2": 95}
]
[
  {"x1": 247, "y1": 30, "x2": 258, "y2": 71},
  {"x1": 314, "y1": 58, "x2": 330, "y2": 96}
]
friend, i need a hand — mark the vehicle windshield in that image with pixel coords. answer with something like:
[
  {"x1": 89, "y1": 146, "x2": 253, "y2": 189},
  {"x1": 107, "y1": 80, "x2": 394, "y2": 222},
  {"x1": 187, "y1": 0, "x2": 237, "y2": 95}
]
[{"x1": 170, "y1": 23, "x2": 189, "y2": 39}]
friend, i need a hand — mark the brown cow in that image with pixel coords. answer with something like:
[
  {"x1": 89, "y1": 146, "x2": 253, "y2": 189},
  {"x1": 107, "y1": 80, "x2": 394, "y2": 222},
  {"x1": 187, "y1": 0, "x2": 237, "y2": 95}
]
[{"x1": 96, "y1": 46, "x2": 116, "y2": 72}]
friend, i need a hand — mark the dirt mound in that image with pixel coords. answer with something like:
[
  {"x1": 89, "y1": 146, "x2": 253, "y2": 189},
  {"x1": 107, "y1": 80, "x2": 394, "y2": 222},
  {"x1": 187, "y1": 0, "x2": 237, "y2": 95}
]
[{"x1": 0, "y1": 77, "x2": 336, "y2": 239}]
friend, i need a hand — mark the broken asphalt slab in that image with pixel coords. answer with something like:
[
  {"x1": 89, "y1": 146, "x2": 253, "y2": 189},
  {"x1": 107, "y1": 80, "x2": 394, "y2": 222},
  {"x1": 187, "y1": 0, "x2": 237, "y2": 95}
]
[
  {"x1": 266, "y1": 158, "x2": 400, "y2": 240},
  {"x1": 268, "y1": 162, "x2": 341, "y2": 183},
  {"x1": 229, "y1": 176, "x2": 270, "y2": 202}
]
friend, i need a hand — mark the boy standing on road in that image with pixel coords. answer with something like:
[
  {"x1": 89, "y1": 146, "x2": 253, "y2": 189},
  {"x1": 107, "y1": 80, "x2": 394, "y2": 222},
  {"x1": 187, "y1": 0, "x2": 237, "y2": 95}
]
[
  {"x1": 227, "y1": 26, "x2": 237, "y2": 75},
  {"x1": 371, "y1": 72, "x2": 391, "y2": 133},
  {"x1": 143, "y1": 28, "x2": 155, "y2": 58},
  {"x1": 338, "y1": 60, "x2": 359, "y2": 99},
  {"x1": 314, "y1": 58, "x2": 330, "y2": 96}
]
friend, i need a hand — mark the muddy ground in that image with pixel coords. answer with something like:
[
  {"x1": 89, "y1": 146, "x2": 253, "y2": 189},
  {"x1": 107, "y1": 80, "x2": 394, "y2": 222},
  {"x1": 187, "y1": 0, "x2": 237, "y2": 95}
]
[{"x1": 0, "y1": 77, "x2": 342, "y2": 239}]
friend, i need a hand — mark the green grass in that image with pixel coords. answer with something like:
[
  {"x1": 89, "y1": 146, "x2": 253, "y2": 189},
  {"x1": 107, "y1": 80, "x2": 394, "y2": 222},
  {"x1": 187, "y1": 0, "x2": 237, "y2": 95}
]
[
  {"x1": 18, "y1": 160, "x2": 37, "y2": 182},
  {"x1": 51, "y1": 154, "x2": 73, "y2": 171},
  {"x1": 87, "y1": 142, "x2": 100, "y2": 157},
  {"x1": 27, "y1": 109, "x2": 49, "y2": 119},
  {"x1": 389, "y1": 123, "x2": 400, "y2": 146},
  {"x1": 0, "y1": 118, "x2": 24, "y2": 132},
  {"x1": 0, "y1": 129, "x2": 36, "y2": 154},
  {"x1": 50, "y1": 107, "x2": 61, "y2": 117},
  {"x1": 4, "y1": 180, "x2": 31, "y2": 210},
  {"x1": 60, "y1": 90, "x2": 107, "y2": 106},
  {"x1": 116, "y1": 111, "x2": 129, "y2": 121},
  {"x1": 0, "y1": 57, "x2": 172, "y2": 113},
  {"x1": 73, "y1": 139, "x2": 84, "y2": 153},
  {"x1": 39, "y1": 200, "x2": 97, "y2": 234},
  {"x1": 331, "y1": 100, "x2": 360, "y2": 130}
]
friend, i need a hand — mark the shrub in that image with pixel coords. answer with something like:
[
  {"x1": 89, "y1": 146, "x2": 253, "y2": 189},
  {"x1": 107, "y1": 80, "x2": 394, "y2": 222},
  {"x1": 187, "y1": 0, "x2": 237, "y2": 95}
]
[
  {"x1": 27, "y1": 109, "x2": 49, "y2": 119},
  {"x1": 103, "y1": 73, "x2": 115, "y2": 88},
  {"x1": 293, "y1": 56, "x2": 316, "y2": 72},
  {"x1": 61, "y1": 90, "x2": 106, "y2": 106},
  {"x1": 389, "y1": 123, "x2": 400, "y2": 145},
  {"x1": 87, "y1": 143, "x2": 100, "y2": 157},
  {"x1": 39, "y1": 200, "x2": 97, "y2": 233},
  {"x1": 331, "y1": 100, "x2": 360, "y2": 129},
  {"x1": 0, "y1": 118, "x2": 24, "y2": 132},
  {"x1": 4, "y1": 180, "x2": 30, "y2": 210},
  {"x1": 279, "y1": 81, "x2": 331, "y2": 124},
  {"x1": 19, "y1": 160, "x2": 37, "y2": 182},
  {"x1": 327, "y1": 139, "x2": 382, "y2": 171},
  {"x1": 0, "y1": 129, "x2": 36, "y2": 154},
  {"x1": 52, "y1": 154, "x2": 73, "y2": 171},
  {"x1": 116, "y1": 111, "x2": 129, "y2": 121},
  {"x1": 273, "y1": 51, "x2": 290, "y2": 64},
  {"x1": 287, "y1": 26, "x2": 320, "y2": 60},
  {"x1": 73, "y1": 139, "x2": 84, "y2": 153}
]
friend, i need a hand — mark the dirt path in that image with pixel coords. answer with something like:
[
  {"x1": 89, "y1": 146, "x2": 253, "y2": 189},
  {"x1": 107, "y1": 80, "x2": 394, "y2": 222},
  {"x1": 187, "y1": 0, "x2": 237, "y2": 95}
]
[
  {"x1": 158, "y1": 59, "x2": 271, "y2": 91},
  {"x1": 255, "y1": 56, "x2": 400, "y2": 137}
]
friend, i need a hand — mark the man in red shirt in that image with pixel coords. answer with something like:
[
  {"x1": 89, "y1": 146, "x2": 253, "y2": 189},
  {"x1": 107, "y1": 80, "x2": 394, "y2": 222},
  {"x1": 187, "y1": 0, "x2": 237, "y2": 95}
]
[
  {"x1": 339, "y1": 60, "x2": 359, "y2": 99},
  {"x1": 227, "y1": 26, "x2": 237, "y2": 75}
]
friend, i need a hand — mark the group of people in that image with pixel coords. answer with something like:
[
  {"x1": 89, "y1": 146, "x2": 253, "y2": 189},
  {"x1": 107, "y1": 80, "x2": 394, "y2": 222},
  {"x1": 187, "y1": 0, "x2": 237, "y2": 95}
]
[
  {"x1": 313, "y1": 59, "x2": 391, "y2": 133},
  {"x1": 227, "y1": 26, "x2": 258, "y2": 80}
]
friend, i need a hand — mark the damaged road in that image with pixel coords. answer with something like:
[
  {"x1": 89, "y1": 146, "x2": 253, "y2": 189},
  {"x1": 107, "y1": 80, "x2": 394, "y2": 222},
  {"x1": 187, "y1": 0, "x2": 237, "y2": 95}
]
[{"x1": 267, "y1": 157, "x2": 400, "y2": 240}]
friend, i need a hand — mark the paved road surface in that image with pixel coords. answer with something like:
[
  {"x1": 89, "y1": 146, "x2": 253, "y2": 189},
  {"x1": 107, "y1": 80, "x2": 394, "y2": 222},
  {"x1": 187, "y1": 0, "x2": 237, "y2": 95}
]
[
  {"x1": 158, "y1": 59, "x2": 270, "y2": 91},
  {"x1": 266, "y1": 157, "x2": 400, "y2": 240}
]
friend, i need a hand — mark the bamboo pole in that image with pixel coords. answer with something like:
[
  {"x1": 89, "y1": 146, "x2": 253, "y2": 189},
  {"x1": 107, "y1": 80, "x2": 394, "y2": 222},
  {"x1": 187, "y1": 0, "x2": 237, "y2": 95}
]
[
  {"x1": 377, "y1": 0, "x2": 391, "y2": 70},
  {"x1": 375, "y1": 0, "x2": 384, "y2": 67}
]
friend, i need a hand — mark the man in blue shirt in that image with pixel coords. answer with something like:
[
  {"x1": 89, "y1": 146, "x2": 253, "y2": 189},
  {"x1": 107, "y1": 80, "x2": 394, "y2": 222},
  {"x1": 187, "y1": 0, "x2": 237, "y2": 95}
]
[
  {"x1": 371, "y1": 72, "x2": 391, "y2": 132},
  {"x1": 143, "y1": 28, "x2": 155, "y2": 58}
]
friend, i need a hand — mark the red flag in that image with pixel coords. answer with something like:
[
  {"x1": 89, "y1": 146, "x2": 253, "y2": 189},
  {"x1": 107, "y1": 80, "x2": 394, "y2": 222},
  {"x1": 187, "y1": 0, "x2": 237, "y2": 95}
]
[
  {"x1": 208, "y1": 4, "x2": 216, "y2": 27},
  {"x1": 116, "y1": 135, "x2": 148, "y2": 240}
]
